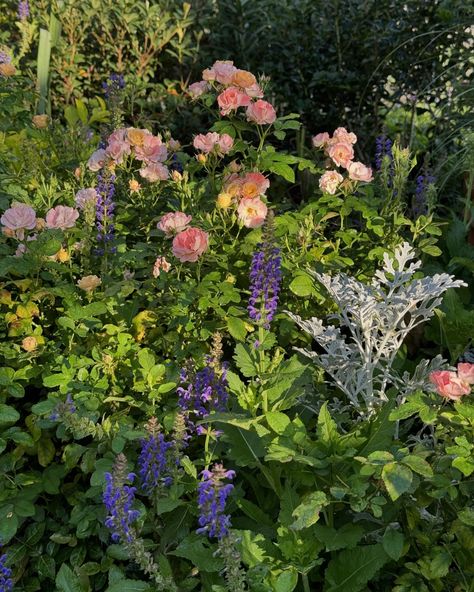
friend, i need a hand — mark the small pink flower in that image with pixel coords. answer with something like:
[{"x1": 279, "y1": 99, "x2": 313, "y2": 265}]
[
  {"x1": 240, "y1": 172, "x2": 270, "y2": 199},
  {"x1": 1, "y1": 203, "x2": 37, "y2": 240},
  {"x1": 245, "y1": 83, "x2": 264, "y2": 98},
  {"x1": 75, "y1": 188, "x2": 97, "y2": 210},
  {"x1": 246, "y1": 100, "x2": 277, "y2": 125},
  {"x1": 333, "y1": 127, "x2": 357, "y2": 144},
  {"x1": 87, "y1": 149, "x2": 108, "y2": 171},
  {"x1": 217, "y1": 133, "x2": 234, "y2": 154},
  {"x1": 188, "y1": 81, "x2": 210, "y2": 97},
  {"x1": 237, "y1": 197, "x2": 268, "y2": 228},
  {"x1": 152, "y1": 256, "x2": 171, "y2": 278},
  {"x1": 135, "y1": 135, "x2": 168, "y2": 164},
  {"x1": 327, "y1": 142, "x2": 354, "y2": 168},
  {"x1": 106, "y1": 135, "x2": 131, "y2": 164},
  {"x1": 45, "y1": 205, "x2": 79, "y2": 230},
  {"x1": 458, "y1": 363, "x2": 474, "y2": 385},
  {"x1": 172, "y1": 227, "x2": 209, "y2": 262},
  {"x1": 319, "y1": 170, "x2": 344, "y2": 194},
  {"x1": 203, "y1": 60, "x2": 237, "y2": 85},
  {"x1": 429, "y1": 370, "x2": 471, "y2": 400},
  {"x1": 312, "y1": 132, "x2": 330, "y2": 148},
  {"x1": 347, "y1": 161, "x2": 373, "y2": 182},
  {"x1": 139, "y1": 163, "x2": 169, "y2": 182},
  {"x1": 157, "y1": 212, "x2": 192, "y2": 236},
  {"x1": 217, "y1": 87, "x2": 251, "y2": 116},
  {"x1": 193, "y1": 132, "x2": 221, "y2": 153}
]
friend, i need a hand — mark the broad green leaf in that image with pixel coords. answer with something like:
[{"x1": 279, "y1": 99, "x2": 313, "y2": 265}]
[
  {"x1": 105, "y1": 580, "x2": 151, "y2": 592},
  {"x1": 291, "y1": 491, "x2": 328, "y2": 530},
  {"x1": 227, "y1": 316, "x2": 247, "y2": 341},
  {"x1": 458, "y1": 508, "x2": 474, "y2": 526},
  {"x1": 222, "y1": 425, "x2": 265, "y2": 466},
  {"x1": 382, "y1": 527, "x2": 405, "y2": 560},
  {"x1": 233, "y1": 343, "x2": 258, "y2": 378},
  {"x1": 324, "y1": 544, "x2": 389, "y2": 592},
  {"x1": 55, "y1": 564, "x2": 83, "y2": 592},
  {"x1": 401, "y1": 455, "x2": 433, "y2": 477},
  {"x1": 265, "y1": 411, "x2": 290, "y2": 434},
  {"x1": 289, "y1": 273, "x2": 314, "y2": 297},
  {"x1": 313, "y1": 524, "x2": 364, "y2": 551},
  {"x1": 317, "y1": 402, "x2": 339, "y2": 448},
  {"x1": 170, "y1": 535, "x2": 223, "y2": 572},
  {"x1": 0, "y1": 404, "x2": 20, "y2": 425},
  {"x1": 271, "y1": 569, "x2": 298, "y2": 592},
  {"x1": 382, "y1": 463, "x2": 413, "y2": 501}
]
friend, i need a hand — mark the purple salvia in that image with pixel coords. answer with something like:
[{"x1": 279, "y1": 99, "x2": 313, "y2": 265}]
[
  {"x1": 375, "y1": 134, "x2": 393, "y2": 172},
  {"x1": 0, "y1": 549, "x2": 13, "y2": 592},
  {"x1": 95, "y1": 171, "x2": 116, "y2": 254},
  {"x1": 50, "y1": 394, "x2": 76, "y2": 421},
  {"x1": 412, "y1": 172, "x2": 435, "y2": 218},
  {"x1": 17, "y1": 0, "x2": 29, "y2": 20},
  {"x1": 103, "y1": 73, "x2": 125, "y2": 101},
  {"x1": 138, "y1": 418, "x2": 174, "y2": 493},
  {"x1": 197, "y1": 463, "x2": 235, "y2": 540}
]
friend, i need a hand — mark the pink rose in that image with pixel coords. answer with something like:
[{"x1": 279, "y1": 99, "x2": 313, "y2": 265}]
[
  {"x1": 106, "y1": 134, "x2": 131, "y2": 164},
  {"x1": 87, "y1": 149, "x2": 108, "y2": 171},
  {"x1": 312, "y1": 132, "x2": 330, "y2": 148},
  {"x1": 152, "y1": 256, "x2": 171, "y2": 278},
  {"x1": 246, "y1": 100, "x2": 277, "y2": 125},
  {"x1": 218, "y1": 133, "x2": 234, "y2": 154},
  {"x1": 203, "y1": 60, "x2": 237, "y2": 85},
  {"x1": 240, "y1": 172, "x2": 270, "y2": 199},
  {"x1": 172, "y1": 227, "x2": 209, "y2": 262},
  {"x1": 327, "y1": 142, "x2": 354, "y2": 168},
  {"x1": 75, "y1": 188, "x2": 97, "y2": 210},
  {"x1": 429, "y1": 370, "x2": 471, "y2": 400},
  {"x1": 237, "y1": 197, "x2": 268, "y2": 228},
  {"x1": 319, "y1": 170, "x2": 344, "y2": 194},
  {"x1": 217, "y1": 87, "x2": 251, "y2": 116},
  {"x1": 347, "y1": 161, "x2": 373, "y2": 182},
  {"x1": 139, "y1": 163, "x2": 169, "y2": 182},
  {"x1": 45, "y1": 205, "x2": 79, "y2": 230},
  {"x1": 458, "y1": 363, "x2": 474, "y2": 385},
  {"x1": 157, "y1": 212, "x2": 192, "y2": 236},
  {"x1": 333, "y1": 127, "x2": 357, "y2": 144},
  {"x1": 193, "y1": 132, "x2": 221, "y2": 154},
  {"x1": 1, "y1": 204, "x2": 37, "y2": 240},
  {"x1": 188, "y1": 81, "x2": 210, "y2": 97},
  {"x1": 245, "y1": 83, "x2": 264, "y2": 98},
  {"x1": 135, "y1": 134, "x2": 168, "y2": 164}
]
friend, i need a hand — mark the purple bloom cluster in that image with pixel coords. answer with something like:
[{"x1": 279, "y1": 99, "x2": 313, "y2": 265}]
[
  {"x1": 412, "y1": 172, "x2": 435, "y2": 218},
  {"x1": 197, "y1": 464, "x2": 235, "y2": 540},
  {"x1": 375, "y1": 134, "x2": 393, "y2": 172},
  {"x1": 95, "y1": 172, "x2": 116, "y2": 254},
  {"x1": 0, "y1": 52, "x2": 11, "y2": 65},
  {"x1": 17, "y1": 0, "x2": 29, "y2": 20},
  {"x1": 103, "y1": 455, "x2": 140, "y2": 543},
  {"x1": 0, "y1": 550, "x2": 12, "y2": 592},
  {"x1": 138, "y1": 419, "x2": 175, "y2": 493},
  {"x1": 248, "y1": 238, "x2": 282, "y2": 329},
  {"x1": 102, "y1": 73, "x2": 125, "y2": 100},
  {"x1": 50, "y1": 394, "x2": 76, "y2": 421}
]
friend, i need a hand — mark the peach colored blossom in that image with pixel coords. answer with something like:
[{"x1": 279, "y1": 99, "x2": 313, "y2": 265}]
[
  {"x1": 139, "y1": 163, "x2": 169, "y2": 182},
  {"x1": 127, "y1": 128, "x2": 151, "y2": 147},
  {"x1": 45, "y1": 206, "x2": 79, "y2": 230},
  {"x1": 347, "y1": 161, "x2": 373, "y2": 182},
  {"x1": 1, "y1": 204, "x2": 37, "y2": 239},
  {"x1": 429, "y1": 370, "x2": 471, "y2": 400},
  {"x1": 327, "y1": 142, "x2": 354, "y2": 168},
  {"x1": 217, "y1": 87, "x2": 251, "y2": 116},
  {"x1": 32, "y1": 115, "x2": 49, "y2": 129},
  {"x1": 77, "y1": 275, "x2": 102, "y2": 292},
  {"x1": 237, "y1": 197, "x2": 268, "y2": 228},
  {"x1": 246, "y1": 100, "x2": 276, "y2": 125},
  {"x1": 152, "y1": 256, "x2": 171, "y2": 278},
  {"x1": 188, "y1": 81, "x2": 210, "y2": 97},
  {"x1": 135, "y1": 134, "x2": 168, "y2": 163},
  {"x1": 228, "y1": 160, "x2": 241, "y2": 173},
  {"x1": 75, "y1": 188, "x2": 97, "y2": 210},
  {"x1": 231, "y1": 70, "x2": 257, "y2": 89},
  {"x1": 129, "y1": 179, "x2": 141, "y2": 192},
  {"x1": 319, "y1": 170, "x2": 344, "y2": 194},
  {"x1": 35, "y1": 218, "x2": 46, "y2": 231},
  {"x1": 333, "y1": 126, "x2": 357, "y2": 144},
  {"x1": 87, "y1": 149, "x2": 108, "y2": 171},
  {"x1": 203, "y1": 60, "x2": 237, "y2": 85},
  {"x1": 22, "y1": 336, "x2": 38, "y2": 352},
  {"x1": 240, "y1": 172, "x2": 270, "y2": 199},
  {"x1": 172, "y1": 227, "x2": 209, "y2": 262},
  {"x1": 245, "y1": 83, "x2": 264, "y2": 99},
  {"x1": 171, "y1": 170, "x2": 183, "y2": 182},
  {"x1": 158, "y1": 212, "x2": 192, "y2": 236},
  {"x1": 458, "y1": 363, "x2": 474, "y2": 385},
  {"x1": 0, "y1": 63, "x2": 16, "y2": 77},
  {"x1": 193, "y1": 132, "x2": 221, "y2": 153},
  {"x1": 217, "y1": 192, "x2": 233, "y2": 209},
  {"x1": 312, "y1": 132, "x2": 330, "y2": 148}
]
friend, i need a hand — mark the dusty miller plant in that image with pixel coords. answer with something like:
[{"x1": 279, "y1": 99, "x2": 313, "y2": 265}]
[{"x1": 288, "y1": 242, "x2": 466, "y2": 415}]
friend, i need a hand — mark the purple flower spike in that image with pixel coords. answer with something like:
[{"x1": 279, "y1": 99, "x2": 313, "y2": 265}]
[
  {"x1": 197, "y1": 463, "x2": 235, "y2": 540},
  {"x1": 138, "y1": 418, "x2": 175, "y2": 493},
  {"x1": 0, "y1": 549, "x2": 13, "y2": 592}
]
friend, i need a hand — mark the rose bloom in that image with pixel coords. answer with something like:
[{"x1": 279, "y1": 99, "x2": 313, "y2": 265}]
[
  {"x1": 172, "y1": 227, "x2": 209, "y2": 263},
  {"x1": 319, "y1": 170, "x2": 344, "y2": 194},
  {"x1": 152, "y1": 256, "x2": 171, "y2": 278},
  {"x1": 22, "y1": 336, "x2": 38, "y2": 352},
  {"x1": 168, "y1": 138, "x2": 181, "y2": 151},
  {"x1": 158, "y1": 212, "x2": 192, "y2": 236},
  {"x1": 75, "y1": 188, "x2": 97, "y2": 210},
  {"x1": 217, "y1": 133, "x2": 234, "y2": 155},
  {"x1": 127, "y1": 128, "x2": 150, "y2": 147},
  {"x1": 237, "y1": 197, "x2": 268, "y2": 228},
  {"x1": 129, "y1": 179, "x2": 141, "y2": 193},
  {"x1": 1, "y1": 204, "x2": 37, "y2": 239},
  {"x1": 0, "y1": 63, "x2": 16, "y2": 77},
  {"x1": 245, "y1": 83, "x2": 264, "y2": 99},
  {"x1": 193, "y1": 132, "x2": 221, "y2": 153},
  {"x1": 458, "y1": 363, "x2": 474, "y2": 385},
  {"x1": 217, "y1": 192, "x2": 233, "y2": 209},
  {"x1": 32, "y1": 115, "x2": 49, "y2": 129},
  {"x1": 429, "y1": 370, "x2": 471, "y2": 400},
  {"x1": 217, "y1": 87, "x2": 251, "y2": 116},
  {"x1": 45, "y1": 205, "x2": 79, "y2": 230},
  {"x1": 106, "y1": 136, "x2": 131, "y2": 164},
  {"x1": 139, "y1": 163, "x2": 169, "y2": 182},
  {"x1": 347, "y1": 161, "x2": 373, "y2": 182},
  {"x1": 246, "y1": 100, "x2": 277, "y2": 125},
  {"x1": 231, "y1": 69, "x2": 257, "y2": 89},
  {"x1": 134, "y1": 134, "x2": 168, "y2": 163},
  {"x1": 312, "y1": 132, "x2": 330, "y2": 148},
  {"x1": 327, "y1": 142, "x2": 354, "y2": 168},
  {"x1": 203, "y1": 60, "x2": 237, "y2": 85},
  {"x1": 188, "y1": 81, "x2": 210, "y2": 97},
  {"x1": 87, "y1": 148, "x2": 108, "y2": 171},
  {"x1": 240, "y1": 172, "x2": 270, "y2": 199},
  {"x1": 332, "y1": 126, "x2": 357, "y2": 145},
  {"x1": 77, "y1": 275, "x2": 102, "y2": 293}
]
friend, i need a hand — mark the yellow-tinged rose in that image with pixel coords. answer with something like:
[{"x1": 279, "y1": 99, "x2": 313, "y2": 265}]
[
  {"x1": 77, "y1": 275, "x2": 101, "y2": 292},
  {"x1": 57, "y1": 248, "x2": 70, "y2": 263},
  {"x1": 32, "y1": 115, "x2": 49, "y2": 129},
  {"x1": 197, "y1": 153, "x2": 207, "y2": 164},
  {"x1": 171, "y1": 170, "x2": 183, "y2": 182},
  {"x1": 231, "y1": 69, "x2": 257, "y2": 89},
  {"x1": 129, "y1": 179, "x2": 141, "y2": 192},
  {"x1": 127, "y1": 128, "x2": 147, "y2": 147},
  {"x1": 0, "y1": 63, "x2": 16, "y2": 77},
  {"x1": 22, "y1": 336, "x2": 38, "y2": 352},
  {"x1": 217, "y1": 192, "x2": 232, "y2": 209}
]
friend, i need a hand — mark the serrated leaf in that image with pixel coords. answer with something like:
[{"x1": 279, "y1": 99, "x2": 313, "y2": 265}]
[
  {"x1": 105, "y1": 580, "x2": 151, "y2": 592},
  {"x1": 227, "y1": 317, "x2": 247, "y2": 341},
  {"x1": 233, "y1": 343, "x2": 258, "y2": 378},
  {"x1": 55, "y1": 563, "x2": 83, "y2": 592},
  {"x1": 313, "y1": 523, "x2": 364, "y2": 551},
  {"x1": 324, "y1": 544, "x2": 389, "y2": 592},
  {"x1": 382, "y1": 463, "x2": 413, "y2": 501}
]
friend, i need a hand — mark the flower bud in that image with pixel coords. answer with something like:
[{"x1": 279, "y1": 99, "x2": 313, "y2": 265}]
[
  {"x1": 197, "y1": 153, "x2": 207, "y2": 164},
  {"x1": 171, "y1": 170, "x2": 183, "y2": 182}
]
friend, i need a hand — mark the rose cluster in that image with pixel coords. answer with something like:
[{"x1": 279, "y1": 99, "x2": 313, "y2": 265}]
[
  {"x1": 189, "y1": 60, "x2": 277, "y2": 125},
  {"x1": 157, "y1": 212, "x2": 209, "y2": 264},
  {"x1": 218, "y1": 171, "x2": 270, "y2": 228},
  {"x1": 313, "y1": 127, "x2": 373, "y2": 195}
]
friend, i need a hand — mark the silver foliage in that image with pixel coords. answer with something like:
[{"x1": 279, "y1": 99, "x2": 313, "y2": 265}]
[{"x1": 288, "y1": 243, "x2": 466, "y2": 414}]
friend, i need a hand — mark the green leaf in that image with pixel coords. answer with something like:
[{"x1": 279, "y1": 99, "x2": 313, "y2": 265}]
[
  {"x1": 227, "y1": 317, "x2": 247, "y2": 341},
  {"x1": 105, "y1": 580, "x2": 151, "y2": 592},
  {"x1": 233, "y1": 343, "x2": 258, "y2": 378},
  {"x1": 401, "y1": 455, "x2": 433, "y2": 477},
  {"x1": 324, "y1": 544, "x2": 389, "y2": 592},
  {"x1": 222, "y1": 425, "x2": 265, "y2": 466},
  {"x1": 55, "y1": 564, "x2": 83, "y2": 592},
  {"x1": 289, "y1": 273, "x2": 314, "y2": 297},
  {"x1": 382, "y1": 463, "x2": 413, "y2": 501},
  {"x1": 265, "y1": 411, "x2": 290, "y2": 434},
  {"x1": 268, "y1": 162, "x2": 295, "y2": 182},
  {"x1": 313, "y1": 524, "x2": 364, "y2": 551},
  {"x1": 37, "y1": 437, "x2": 55, "y2": 467},
  {"x1": 137, "y1": 349, "x2": 155, "y2": 371},
  {"x1": 0, "y1": 507, "x2": 18, "y2": 543},
  {"x1": 382, "y1": 527, "x2": 404, "y2": 560},
  {"x1": 358, "y1": 398, "x2": 395, "y2": 456},
  {"x1": 291, "y1": 491, "x2": 328, "y2": 530},
  {"x1": 170, "y1": 534, "x2": 223, "y2": 572},
  {"x1": 0, "y1": 404, "x2": 20, "y2": 425},
  {"x1": 458, "y1": 508, "x2": 474, "y2": 526},
  {"x1": 272, "y1": 569, "x2": 298, "y2": 592},
  {"x1": 317, "y1": 402, "x2": 339, "y2": 448}
]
